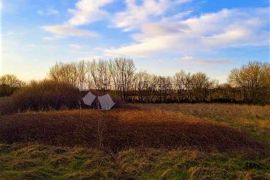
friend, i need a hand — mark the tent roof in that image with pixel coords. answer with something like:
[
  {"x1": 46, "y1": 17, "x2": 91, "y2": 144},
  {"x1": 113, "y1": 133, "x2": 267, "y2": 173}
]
[
  {"x1": 98, "y1": 94, "x2": 115, "y2": 110},
  {"x1": 82, "y1": 91, "x2": 96, "y2": 106}
]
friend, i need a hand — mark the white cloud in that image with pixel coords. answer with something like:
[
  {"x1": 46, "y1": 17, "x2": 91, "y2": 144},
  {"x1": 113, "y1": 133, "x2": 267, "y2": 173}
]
[
  {"x1": 106, "y1": 8, "x2": 269, "y2": 57},
  {"x1": 37, "y1": 8, "x2": 59, "y2": 16},
  {"x1": 42, "y1": 25, "x2": 98, "y2": 37},
  {"x1": 42, "y1": 0, "x2": 113, "y2": 37},
  {"x1": 68, "y1": 0, "x2": 113, "y2": 26},
  {"x1": 180, "y1": 56, "x2": 231, "y2": 65},
  {"x1": 112, "y1": 0, "x2": 191, "y2": 31}
]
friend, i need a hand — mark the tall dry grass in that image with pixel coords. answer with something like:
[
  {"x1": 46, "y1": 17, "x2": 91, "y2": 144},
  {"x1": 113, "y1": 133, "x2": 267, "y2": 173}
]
[{"x1": 0, "y1": 109, "x2": 267, "y2": 153}]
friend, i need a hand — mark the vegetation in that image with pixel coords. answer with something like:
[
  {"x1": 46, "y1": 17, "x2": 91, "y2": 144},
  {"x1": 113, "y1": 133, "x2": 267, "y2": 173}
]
[
  {"x1": 135, "y1": 104, "x2": 270, "y2": 146},
  {"x1": 48, "y1": 60, "x2": 270, "y2": 104},
  {"x1": 0, "y1": 108, "x2": 267, "y2": 153},
  {"x1": 0, "y1": 60, "x2": 269, "y2": 179},
  {"x1": 0, "y1": 74, "x2": 25, "y2": 97},
  {"x1": 0, "y1": 80, "x2": 81, "y2": 114},
  {"x1": 0, "y1": 143, "x2": 269, "y2": 179},
  {"x1": 229, "y1": 62, "x2": 270, "y2": 103},
  {"x1": 1, "y1": 61, "x2": 269, "y2": 110},
  {"x1": 0, "y1": 104, "x2": 269, "y2": 179}
]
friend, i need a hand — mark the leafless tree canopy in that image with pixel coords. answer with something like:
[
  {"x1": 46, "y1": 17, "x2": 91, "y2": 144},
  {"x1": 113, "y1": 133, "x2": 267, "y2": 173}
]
[
  {"x1": 1, "y1": 60, "x2": 269, "y2": 104},
  {"x1": 46, "y1": 59, "x2": 270, "y2": 104}
]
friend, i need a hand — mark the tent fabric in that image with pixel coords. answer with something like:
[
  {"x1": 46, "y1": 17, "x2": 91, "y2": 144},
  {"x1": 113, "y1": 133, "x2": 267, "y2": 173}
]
[
  {"x1": 98, "y1": 94, "x2": 115, "y2": 110},
  {"x1": 82, "y1": 91, "x2": 96, "y2": 106}
]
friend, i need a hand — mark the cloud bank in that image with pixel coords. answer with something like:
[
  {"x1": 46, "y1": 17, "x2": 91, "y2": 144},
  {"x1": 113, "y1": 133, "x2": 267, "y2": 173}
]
[{"x1": 106, "y1": 7, "x2": 269, "y2": 57}]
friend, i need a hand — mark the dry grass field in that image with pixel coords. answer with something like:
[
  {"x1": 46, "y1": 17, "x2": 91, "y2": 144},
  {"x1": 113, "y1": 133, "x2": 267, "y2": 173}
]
[
  {"x1": 135, "y1": 104, "x2": 270, "y2": 146},
  {"x1": 0, "y1": 104, "x2": 270, "y2": 179}
]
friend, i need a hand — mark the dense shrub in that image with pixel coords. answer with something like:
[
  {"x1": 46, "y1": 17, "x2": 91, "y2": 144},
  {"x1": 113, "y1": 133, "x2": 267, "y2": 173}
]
[
  {"x1": 0, "y1": 80, "x2": 80, "y2": 114},
  {"x1": 0, "y1": 84, "x2": 20, "y2": 97}
]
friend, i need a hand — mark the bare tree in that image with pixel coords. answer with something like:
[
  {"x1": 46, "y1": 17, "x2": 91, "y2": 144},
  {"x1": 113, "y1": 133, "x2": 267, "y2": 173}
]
[
  {"x1": 0, "y1": 74, "x2": 25, "y2": 87},
  {"x1": 134, "y1": 71, "x2": 152, "y2": 102},
  {"x1": 89, "y1": 60, "x2": 111, "y2": 91},
  {"x1": 109, "y1": 58, "x2": 135, "y2": 100},
  {"x1": 174, "y1": 71, "x2": 186, "y2": 102},
  {"x1": 190, "y1": 72, "x2": 212, "y2": 101},
  {"x1": 48, "y1": 62, "x2": 78, "y2": 86},
  {"x1": 76, "y1": 60, "x2": 88, "y2": 90},
  {"x1": 229, "y1": 62, "x2": 270, "y2": 103}
]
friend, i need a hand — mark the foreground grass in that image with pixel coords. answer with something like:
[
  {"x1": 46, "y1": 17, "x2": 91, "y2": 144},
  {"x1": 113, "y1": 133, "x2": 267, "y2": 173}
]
[{"x1": 0, "y1": 143, "x2": 270, "y2": 180}]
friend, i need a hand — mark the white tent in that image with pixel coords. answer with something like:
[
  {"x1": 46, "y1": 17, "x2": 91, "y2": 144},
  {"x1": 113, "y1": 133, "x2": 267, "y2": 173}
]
[
  {"x1": 98, "y1": 94, "x2": 115, "y2": 110},
  {"x1": 82, "y1": 91, "x2": 96, "y2": 106}
]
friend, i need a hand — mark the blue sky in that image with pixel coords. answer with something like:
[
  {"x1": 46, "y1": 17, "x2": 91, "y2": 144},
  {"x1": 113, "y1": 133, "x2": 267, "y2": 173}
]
[{"x1": 1, "y1": 0, "x2": 269, "y2": 83}]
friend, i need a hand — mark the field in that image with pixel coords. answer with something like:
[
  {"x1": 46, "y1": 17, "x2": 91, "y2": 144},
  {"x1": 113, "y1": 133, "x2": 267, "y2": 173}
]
[{"x1": 0, "y1": 104, "x2": 270, "y2": 179}]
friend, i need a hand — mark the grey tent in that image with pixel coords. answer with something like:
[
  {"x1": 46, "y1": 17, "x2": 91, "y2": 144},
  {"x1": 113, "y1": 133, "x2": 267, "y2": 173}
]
[
  {"x1": 82, "y1": 91, "x2": 96, "y2": 106},
  {"x1": 98, "y1": 94, "x2": 115, "y2": 110},
  {"x1": 82, "y1": 91, "x2": 115, "y2": 110}
]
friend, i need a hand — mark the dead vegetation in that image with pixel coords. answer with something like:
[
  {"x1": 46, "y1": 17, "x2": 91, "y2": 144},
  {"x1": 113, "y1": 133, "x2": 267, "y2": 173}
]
[
  {"x1": 0, "y1": 109, "x2": 267, "y2": 153},
  {"x1": 135, "y1": 103, "x2": 270, "y2": 146}
]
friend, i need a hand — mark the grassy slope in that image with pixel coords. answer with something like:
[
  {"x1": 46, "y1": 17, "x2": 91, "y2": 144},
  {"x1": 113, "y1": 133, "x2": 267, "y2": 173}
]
[
  {"x1": 135, "y1": 104, "x2": 270, "y2": 146},
  {"x1": 0, "y1": 144, "x2": 270, "y2": 179},
  {"x1": 0, "y1": 104, "x2": 270, "y2": 179}
]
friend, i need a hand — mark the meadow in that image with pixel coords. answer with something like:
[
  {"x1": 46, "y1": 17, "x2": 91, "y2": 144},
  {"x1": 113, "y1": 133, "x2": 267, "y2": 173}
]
[{"x1": 0, "y1": 104, "x2": 270, "y2": 179}]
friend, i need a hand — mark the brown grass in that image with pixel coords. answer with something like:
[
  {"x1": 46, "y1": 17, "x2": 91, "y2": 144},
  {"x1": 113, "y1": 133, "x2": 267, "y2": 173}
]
[
  {"x1": 0, "y1": 109, "x2": 267, "y2": 153},
  {"x1": 134, "y1": 103, "x2": 270, "y2": 146}
]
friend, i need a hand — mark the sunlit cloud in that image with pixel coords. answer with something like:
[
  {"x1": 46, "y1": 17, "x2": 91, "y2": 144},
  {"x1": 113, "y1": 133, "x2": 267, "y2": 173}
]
[
  {"x1": 68, "y1": 0, "x2": 113, "y2": 26},
  {"x1": 42, "y1": 25, "x2": 98, "y2": 37},
  {"x1": 111, "y1": 0, "x2": 192, "y2": 31},
  {"x1": 180, "y1": 56, "x2": 231, "y2": 65},
  {"x1": 42, "y1": 0, "x2": 113, "y2": 37},
  {"x1": 106, "y1": 8, "x2": 269, "y2": 57}
]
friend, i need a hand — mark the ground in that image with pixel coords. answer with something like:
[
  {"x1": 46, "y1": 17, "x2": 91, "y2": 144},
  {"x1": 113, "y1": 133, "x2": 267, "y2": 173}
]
[{"x1": 0, "y1": 104, "x2": 269, "y2": 179}]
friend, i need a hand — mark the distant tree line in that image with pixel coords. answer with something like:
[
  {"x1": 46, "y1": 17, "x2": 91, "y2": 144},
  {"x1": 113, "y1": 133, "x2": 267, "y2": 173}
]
[
  {"x1": 47, "y1": 58, "x2": 270, "y2": 104},
  {"x1": 1, "y1": 59, "x2": 270, "y2": 104}
]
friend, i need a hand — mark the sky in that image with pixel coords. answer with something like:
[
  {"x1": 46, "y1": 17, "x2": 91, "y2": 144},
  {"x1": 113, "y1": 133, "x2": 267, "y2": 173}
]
[{"x1": 1, "y1": 0, "x2": 270, "y2": 83}]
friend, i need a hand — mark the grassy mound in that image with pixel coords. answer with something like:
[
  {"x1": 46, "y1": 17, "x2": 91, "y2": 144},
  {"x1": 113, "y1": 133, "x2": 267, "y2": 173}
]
[
  {"x1": 0, "y1": 109, "x2": 267, "y2": 153},
  {"x1": 0, "y1": 143, "x2": 269, "y2": 179}
]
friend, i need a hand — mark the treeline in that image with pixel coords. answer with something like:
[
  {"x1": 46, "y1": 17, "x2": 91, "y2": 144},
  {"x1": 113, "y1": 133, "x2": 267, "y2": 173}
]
[
  {"x1": 47, "y1": 58, "x2": 270, "y2": 104},
  {"x1": 1, "y1": 58, "x2": 270, "y2": 104}
]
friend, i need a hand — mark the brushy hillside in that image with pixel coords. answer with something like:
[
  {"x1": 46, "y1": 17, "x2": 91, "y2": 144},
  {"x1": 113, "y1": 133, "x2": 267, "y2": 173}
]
[
  {"x1": 0, "y1": 143, "x2": 270, "y2": 179},
  {"x1": 0, "y1": 109, "x2": 267, "y2": 153}
]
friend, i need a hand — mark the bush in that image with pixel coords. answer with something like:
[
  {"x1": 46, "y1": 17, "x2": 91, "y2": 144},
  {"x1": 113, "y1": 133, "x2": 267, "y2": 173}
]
[
  {"x1": 0, "y1": 84, "x2": 20, "y2": 97},
  {"x1": 0, "y1": 80, "x2": 81, "y2": 114}
]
